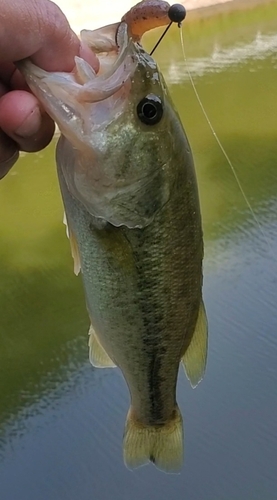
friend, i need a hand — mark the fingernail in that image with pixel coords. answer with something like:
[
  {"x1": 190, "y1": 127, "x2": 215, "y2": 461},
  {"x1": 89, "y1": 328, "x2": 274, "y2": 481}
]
[{"x1": 14, "y1": 106, "x2": 42, "y2": 138}]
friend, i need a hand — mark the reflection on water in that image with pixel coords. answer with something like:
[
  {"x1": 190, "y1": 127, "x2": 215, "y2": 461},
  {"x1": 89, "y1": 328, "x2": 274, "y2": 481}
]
[
  {"x1": 0, "y1": 1, "x2": 277, "y2": 499},
  {"x1": 168, "y1": 31, "x2": 277, "y2": 81}
]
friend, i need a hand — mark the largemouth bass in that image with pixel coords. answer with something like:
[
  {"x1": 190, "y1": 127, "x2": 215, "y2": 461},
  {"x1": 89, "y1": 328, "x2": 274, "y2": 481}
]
[{"x1": 19, "y1": 0, "x2": 208, "y2": 473}]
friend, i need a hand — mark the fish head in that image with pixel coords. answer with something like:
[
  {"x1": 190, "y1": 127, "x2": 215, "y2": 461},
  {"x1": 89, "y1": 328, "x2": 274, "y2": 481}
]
[{"x1": 19, "y1": 21, "x2": 182, "y2": 228}]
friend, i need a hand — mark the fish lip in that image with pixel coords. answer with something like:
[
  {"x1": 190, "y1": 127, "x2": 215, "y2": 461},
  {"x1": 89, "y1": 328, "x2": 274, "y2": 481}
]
[
  {"x1": 116, "y1": 20, "x2": 134, "y2": 49},
  {"x1": 97, "y1": 21, "x2": 137, "y2": 81},
  {"x1": 116, "y1": 21, "x2": 127, "y2": 49}
]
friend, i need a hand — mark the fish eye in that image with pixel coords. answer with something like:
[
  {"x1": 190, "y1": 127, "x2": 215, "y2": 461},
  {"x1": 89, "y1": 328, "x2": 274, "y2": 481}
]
[{"x1": 137, "y1": 94, "x2": 163, "y2": 125}]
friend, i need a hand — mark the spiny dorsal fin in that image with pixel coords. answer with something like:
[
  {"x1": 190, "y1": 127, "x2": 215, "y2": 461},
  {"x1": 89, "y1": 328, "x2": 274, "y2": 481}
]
[
  {"x1": 182, "y1": 299, "x2": 208, "y2": 388},
  {"x1": 88, "y1": 324, "x2": 116, "y2": 368},
  {"x1": 63, "y1": 212, "x2": 81, "y2": 276}
]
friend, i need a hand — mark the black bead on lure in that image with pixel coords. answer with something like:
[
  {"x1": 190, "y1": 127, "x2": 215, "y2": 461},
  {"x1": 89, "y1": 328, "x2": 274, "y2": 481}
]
[
  {"x1": 150, "y1": 3, "x2": 187, "y2": 55},
  {"x1": 168, "y1": 3, "x2": 187, "y2": 24}
]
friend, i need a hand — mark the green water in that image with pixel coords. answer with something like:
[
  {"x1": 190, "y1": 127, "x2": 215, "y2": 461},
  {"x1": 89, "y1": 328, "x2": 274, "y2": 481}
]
[{"x1": 0, "y1": 2, "x2": 277, "y2": 499}]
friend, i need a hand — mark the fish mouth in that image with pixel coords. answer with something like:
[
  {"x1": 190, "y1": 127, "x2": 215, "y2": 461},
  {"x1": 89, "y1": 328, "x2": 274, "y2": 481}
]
[
  {"x1": 17, "y1": 22, "x2": 139, "y2": 140},
  {"x1": 76, "y1": 22, "x2": 137, "y2": 104},
  {"x1": 79, "y1": 22, "x2": 139, "y2": 132}
]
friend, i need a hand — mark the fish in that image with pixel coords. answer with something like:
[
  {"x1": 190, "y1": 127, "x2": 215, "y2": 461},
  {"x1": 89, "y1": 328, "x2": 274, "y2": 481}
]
[{"x1": 18, "y1": 0, "x2": 208, "y2": 474}]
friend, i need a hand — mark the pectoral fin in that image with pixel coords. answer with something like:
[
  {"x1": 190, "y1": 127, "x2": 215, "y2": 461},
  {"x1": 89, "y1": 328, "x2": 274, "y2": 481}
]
[
  {"x1": 182, "y1": 300, "x2": 208, "y2": 388},
  {"x1": 88, "y1": 325, "x2": 116, "y2": 368},
  {"x1": 63, "y1": 212, "x2": 81, "y2": 276}
]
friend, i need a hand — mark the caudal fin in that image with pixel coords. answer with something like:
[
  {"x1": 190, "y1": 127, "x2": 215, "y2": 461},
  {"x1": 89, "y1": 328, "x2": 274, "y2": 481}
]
[{"x1": 123, "y1": 406, "x2": 183, "y2": 474}]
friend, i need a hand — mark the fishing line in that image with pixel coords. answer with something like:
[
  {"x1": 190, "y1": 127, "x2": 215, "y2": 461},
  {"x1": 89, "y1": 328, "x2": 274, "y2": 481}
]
[
  {"x1": 179, "y1": 28, "x2": 271, "y2": 247},
  {"x1": 150, "y1": 22, "x2": 173, "y2": 56}
]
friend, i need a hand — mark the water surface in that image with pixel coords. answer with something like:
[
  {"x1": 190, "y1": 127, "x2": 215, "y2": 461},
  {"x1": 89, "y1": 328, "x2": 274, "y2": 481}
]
[{"x1": 0, "y1": 2, "x2": 277, "y2": 499}]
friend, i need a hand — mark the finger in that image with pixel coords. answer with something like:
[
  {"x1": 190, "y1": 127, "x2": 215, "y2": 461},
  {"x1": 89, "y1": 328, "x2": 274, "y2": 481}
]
[
  {"x1": 0, "y1": 90, "x2": 55, "y2": 152},
  {"x1": 0, "y1": 0, "x2": 99, "y2": 73},
  {"x1": 0, "y1": 130, "x2": 19, "y2": 179},
  {"x1": 0, "y1": 64, "x2": 28, "y2": 91}
]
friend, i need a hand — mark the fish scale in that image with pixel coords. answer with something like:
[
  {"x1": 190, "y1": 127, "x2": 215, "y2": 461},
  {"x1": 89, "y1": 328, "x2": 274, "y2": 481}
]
[{"x1": 57, "y1": 121, "x2": 203, "y2": 427}]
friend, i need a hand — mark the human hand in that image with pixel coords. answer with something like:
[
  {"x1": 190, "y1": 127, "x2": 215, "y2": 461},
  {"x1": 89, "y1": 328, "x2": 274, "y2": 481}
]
[{"x1": 0, "y1": 0, "x2": 99, "y2": 179}]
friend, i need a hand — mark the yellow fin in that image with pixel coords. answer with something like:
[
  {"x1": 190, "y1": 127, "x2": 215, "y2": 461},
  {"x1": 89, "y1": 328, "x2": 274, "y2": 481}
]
[
  {"x1": 123, "y1": 406, "x2": 183, "y2": 474},
  {"x1": 88, "y1": 324, "x2": 116, "y2": 368},
  {"x1": 63, "y1": 212, "x2": 81, "y2": 276},
  {"x1": 182, "y1": 299, "x2": 208, "y2": 388}
]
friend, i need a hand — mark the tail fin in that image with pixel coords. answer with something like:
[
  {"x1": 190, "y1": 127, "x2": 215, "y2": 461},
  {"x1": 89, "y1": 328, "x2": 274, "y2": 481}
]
[{"x1": 123, "y1": 406, "x2": 183, "y2": 474}]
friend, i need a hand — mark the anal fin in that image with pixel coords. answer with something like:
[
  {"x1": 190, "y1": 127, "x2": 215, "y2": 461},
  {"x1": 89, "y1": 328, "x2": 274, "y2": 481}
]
[
  {"x1": 88, "y1": 324, "x2": 116, "y2": 368},
  {"x1": 182, "y1": 299, "x2": 208, "y2": 388}
]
